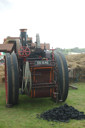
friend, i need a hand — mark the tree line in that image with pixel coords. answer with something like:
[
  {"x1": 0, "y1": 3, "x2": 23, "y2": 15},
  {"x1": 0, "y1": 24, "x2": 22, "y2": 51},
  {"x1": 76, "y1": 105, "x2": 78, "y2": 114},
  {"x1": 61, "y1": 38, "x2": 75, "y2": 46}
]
[{"x1": 55, "y1": 47, "x2": 85, "y2": 55}]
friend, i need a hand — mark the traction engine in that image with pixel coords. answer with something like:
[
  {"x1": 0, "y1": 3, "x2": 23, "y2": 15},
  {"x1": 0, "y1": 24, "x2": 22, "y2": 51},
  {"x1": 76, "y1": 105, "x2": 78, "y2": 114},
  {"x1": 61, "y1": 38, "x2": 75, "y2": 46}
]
[{"x1": 0, "y1": 29, "x2": 69, "y2": 107}]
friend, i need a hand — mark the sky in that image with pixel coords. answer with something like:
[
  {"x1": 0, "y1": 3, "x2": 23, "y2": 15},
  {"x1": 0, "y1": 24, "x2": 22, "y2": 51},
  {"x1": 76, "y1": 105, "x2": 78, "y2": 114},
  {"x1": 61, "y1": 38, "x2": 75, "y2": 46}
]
[{"x1": 0, "y1": 0, "x2": 85, "y2": 49}]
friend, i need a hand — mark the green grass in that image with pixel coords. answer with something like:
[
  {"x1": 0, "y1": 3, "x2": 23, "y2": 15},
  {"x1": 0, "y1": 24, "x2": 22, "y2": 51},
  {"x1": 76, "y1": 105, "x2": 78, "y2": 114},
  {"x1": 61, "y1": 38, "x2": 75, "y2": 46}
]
[{"x1": 0, "y1": 83, "x2": 85, "y2": 128}]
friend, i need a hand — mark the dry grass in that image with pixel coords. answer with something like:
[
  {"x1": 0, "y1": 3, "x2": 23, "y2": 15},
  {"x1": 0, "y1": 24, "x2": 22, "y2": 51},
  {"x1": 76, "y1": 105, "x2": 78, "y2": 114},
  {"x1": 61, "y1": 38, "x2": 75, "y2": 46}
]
[
  {"x1": 66, "y1": 54, "x2": 85, "y2": 70},
  {"x1": 0, "y1": 65, "x2": 4, "y2": 83}
]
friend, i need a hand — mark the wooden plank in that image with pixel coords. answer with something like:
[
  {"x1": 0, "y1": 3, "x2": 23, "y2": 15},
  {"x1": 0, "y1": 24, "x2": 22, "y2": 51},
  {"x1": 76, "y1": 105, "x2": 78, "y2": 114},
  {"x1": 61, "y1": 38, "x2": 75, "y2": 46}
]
[{"x1": 69, "y1": 85, "x2": 78, "y2": 90}]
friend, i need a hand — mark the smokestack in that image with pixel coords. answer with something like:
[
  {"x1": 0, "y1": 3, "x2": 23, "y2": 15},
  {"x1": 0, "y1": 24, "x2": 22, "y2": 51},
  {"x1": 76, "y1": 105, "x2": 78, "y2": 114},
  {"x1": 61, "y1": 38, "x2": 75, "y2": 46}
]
[
  {"x1": 36, "y1": 34, "x2": 40, "y2": 48},
  {"x1": 20, "y1": 29, "x2": 27, "y2": 46}
]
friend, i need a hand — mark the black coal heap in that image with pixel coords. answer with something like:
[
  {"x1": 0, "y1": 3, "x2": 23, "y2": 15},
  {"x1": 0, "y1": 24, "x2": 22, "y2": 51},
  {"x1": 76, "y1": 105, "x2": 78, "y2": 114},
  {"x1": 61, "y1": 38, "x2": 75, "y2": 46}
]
[{"x1": 39, "y1": 104, "x2": 85, "y2": 122}]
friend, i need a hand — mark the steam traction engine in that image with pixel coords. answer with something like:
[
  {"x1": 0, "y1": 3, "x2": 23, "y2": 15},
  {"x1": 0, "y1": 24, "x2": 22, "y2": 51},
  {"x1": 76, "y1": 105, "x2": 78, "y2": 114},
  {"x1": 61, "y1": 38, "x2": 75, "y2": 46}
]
[{"x1": 0, "y1": 29, "x2": 69, "y2": 107}]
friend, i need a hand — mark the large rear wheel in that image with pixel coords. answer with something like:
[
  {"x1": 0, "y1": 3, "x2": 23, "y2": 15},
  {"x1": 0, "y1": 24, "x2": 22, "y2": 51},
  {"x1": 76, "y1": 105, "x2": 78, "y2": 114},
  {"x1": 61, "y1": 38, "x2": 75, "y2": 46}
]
[
  {"x1": 5, "y1": 52, "x2": 19, "y2": 107},
  {"x1": 57, "y1": 52, "x2": 69, "y2": 101},
  {"x1": 53, "y1": 52, "x2": 69, "y2": 102},
  {"x1": 5, "y1": 53, "x2": 13, "y2": 107},
  {"x1": 11, "y1": 52, "x2": 19, "y2": 104}
]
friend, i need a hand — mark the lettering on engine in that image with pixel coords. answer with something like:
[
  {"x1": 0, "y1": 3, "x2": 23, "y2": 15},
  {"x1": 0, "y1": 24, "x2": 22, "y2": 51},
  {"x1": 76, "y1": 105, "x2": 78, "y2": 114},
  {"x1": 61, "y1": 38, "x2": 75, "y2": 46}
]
[{"x1": 35, "y1": 60, "x2": 50, "y2": 65}]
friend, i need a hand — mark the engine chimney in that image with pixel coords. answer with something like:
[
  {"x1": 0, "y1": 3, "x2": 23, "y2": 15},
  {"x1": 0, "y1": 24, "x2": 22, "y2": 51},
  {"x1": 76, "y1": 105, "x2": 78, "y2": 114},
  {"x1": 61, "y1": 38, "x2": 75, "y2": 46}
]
[{"x1": 20, "y1": 29, "x2": 27, "y2": 46}]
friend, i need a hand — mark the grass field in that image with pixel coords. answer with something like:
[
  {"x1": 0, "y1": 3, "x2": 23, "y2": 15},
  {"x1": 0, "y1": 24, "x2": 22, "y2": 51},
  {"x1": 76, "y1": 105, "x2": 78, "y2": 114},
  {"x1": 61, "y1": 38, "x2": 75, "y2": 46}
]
[{"x1": 0, "y1": 83, "x2": 85, "y2": 128}]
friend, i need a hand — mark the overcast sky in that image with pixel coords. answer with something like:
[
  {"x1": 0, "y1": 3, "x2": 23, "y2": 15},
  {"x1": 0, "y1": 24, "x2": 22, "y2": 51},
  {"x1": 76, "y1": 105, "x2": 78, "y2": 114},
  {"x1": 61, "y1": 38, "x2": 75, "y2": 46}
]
[{"x1": 0, "y1": 0, "x2": 85, "y2": 49}]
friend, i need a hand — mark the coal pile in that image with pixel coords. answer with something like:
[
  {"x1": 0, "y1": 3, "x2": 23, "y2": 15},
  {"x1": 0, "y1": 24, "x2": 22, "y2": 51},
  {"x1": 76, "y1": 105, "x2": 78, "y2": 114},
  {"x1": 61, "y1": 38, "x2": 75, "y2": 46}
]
[{"x1": 39, "y1": 104, "x2": 85, "y2": 122}]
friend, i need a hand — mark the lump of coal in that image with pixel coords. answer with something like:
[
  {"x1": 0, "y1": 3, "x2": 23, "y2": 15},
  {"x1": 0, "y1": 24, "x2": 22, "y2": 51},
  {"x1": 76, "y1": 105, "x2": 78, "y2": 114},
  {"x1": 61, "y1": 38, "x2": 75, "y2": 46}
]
[{"x1": 39, "y1": 104, "x2": 85, "y2": 122}]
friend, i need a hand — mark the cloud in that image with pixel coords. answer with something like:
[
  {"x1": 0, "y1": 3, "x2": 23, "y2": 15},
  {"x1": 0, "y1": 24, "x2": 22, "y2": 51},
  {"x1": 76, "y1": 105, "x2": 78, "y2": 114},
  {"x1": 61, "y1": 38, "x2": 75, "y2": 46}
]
[{"x1": 0, "y1": 0, "x2": 12, "y2": 11}]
